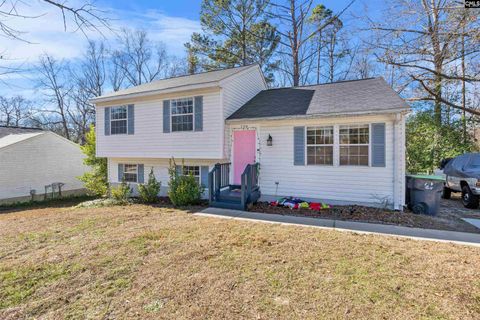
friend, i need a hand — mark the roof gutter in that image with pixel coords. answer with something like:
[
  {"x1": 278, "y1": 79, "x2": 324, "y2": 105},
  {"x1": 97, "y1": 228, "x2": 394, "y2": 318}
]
[{"x1": 226, "y1": 108, "x2": 410, "y2": 123}]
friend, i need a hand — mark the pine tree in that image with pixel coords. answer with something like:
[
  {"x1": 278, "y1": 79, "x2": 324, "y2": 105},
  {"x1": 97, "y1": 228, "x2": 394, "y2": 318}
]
[{"x1": 185, "y1": 0, "x2": 280, "y2": 83}]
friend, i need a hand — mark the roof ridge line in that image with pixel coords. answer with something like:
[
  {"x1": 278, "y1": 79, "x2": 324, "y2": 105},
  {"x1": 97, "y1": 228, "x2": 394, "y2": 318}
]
[
  {"x1": 144, "y1": 64, "x2": 257, "y2": 84},
  {"x1": 0, "y1": 125, "x2": 43, "y2": 130},
  {"x1": 266, "y1": 77, "x2": 379, "y2": 91}
]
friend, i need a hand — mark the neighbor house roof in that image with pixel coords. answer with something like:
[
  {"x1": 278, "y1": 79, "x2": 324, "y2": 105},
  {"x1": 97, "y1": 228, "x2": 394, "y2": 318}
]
[
  {"x1": 227, "y1": 77, "x2": 409, "y2": 120},
  {"x1": 0, "y1": 126, "x2": 43, "y2": 139},
  {"x1": 91, "y1": 64, "x2": 262, "y2": 103},
  {"x1": 0, "y1": 127, "x2": 79, "y2": 150},
  {"x1": 0, "y1": 131, "x2": 44, "y2": 149}
]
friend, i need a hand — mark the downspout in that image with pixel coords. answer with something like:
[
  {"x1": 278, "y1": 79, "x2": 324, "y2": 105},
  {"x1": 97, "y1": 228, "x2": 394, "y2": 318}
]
[
  {"x1": 392, "y1": 113, "x2": 401, "y2": 210},
  {"x1": 392, "y1": 117, "x2": 396, "y2": 210}
]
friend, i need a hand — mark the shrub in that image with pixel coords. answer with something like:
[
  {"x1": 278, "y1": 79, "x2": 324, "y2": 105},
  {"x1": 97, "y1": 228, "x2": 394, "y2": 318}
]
[
  {"x1": 78, "y1": 125, "x2": 108, "y2": 196},
  {"x1": 168, "y1": 158, "x2": 204, "y2": 206},
  {"x1": 110, "y1": 180, "x2": 132, "y2": 202},
  {"x1": 138, "y1": 168, "x2": 161, "y2": 203}
]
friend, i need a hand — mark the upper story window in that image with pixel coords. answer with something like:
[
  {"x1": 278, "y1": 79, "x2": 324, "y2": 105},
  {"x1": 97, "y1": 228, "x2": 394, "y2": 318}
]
[
  {"x1": 171, "y1": 98, "x2": 194, "y2": 132},
  {"x1": 306, "y1": 126, "x2": 334, "y2": 165},
  {"x1": 111, "y1": 106, "x2": 127, "y2": 135},
  {"x1": 123, "y1": 164, "x2": 138, "y2": 183},
  {"x1": 180, "y1": 165, "x2": 200, "y2": 184},
  {"x1": 339, "y1": 124, "x2": 369, "y2": 166}
]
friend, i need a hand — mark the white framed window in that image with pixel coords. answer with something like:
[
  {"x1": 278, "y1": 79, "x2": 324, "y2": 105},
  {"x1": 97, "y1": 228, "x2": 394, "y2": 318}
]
[
  {"x1": 111, "y1": 106, "x2": 128, "y2": 135},
  {"x1": 171, "y1": 98, "x2": 194, "y2": 132},
  {"x1": 339, "y1": 124, "x2": 369, "y2": 166},
  {"x1": 180, "y1": 165, "x2": 200, "y2": 184},
  {"x1": 306, "y1": 126, "x2": 334, "y2": 165},
  {"x1": 123, "y1": 164, "x2": 138, "y2": 183}
]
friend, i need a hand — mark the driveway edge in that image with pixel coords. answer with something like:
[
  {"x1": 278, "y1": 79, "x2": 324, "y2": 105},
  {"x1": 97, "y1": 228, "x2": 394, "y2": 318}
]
[{"x1": 196, "y1": 208, "x2": 480, "y2": 247}]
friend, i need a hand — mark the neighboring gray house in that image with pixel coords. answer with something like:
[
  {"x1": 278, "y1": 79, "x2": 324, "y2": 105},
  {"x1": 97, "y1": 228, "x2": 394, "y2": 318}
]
[{"x1": 91, "y1": 65, "x2": 409, "y2": 210}]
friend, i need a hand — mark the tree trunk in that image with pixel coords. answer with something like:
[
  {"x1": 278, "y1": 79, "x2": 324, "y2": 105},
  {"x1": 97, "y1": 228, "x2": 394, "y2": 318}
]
[
  {"x1": 433, "y1": 66, "x2": 442, "y2": 126},
  {"x1": 461, "y1": 25, "x2": 467, "y2": 144},
  {"x1": 241, "y1": 8, "x2": 247, "y2": 66},
  {"x1": 291, "y1": 0, "x2": 300, "y2": 87},
  {"x1": 293, "y1": 50, "x2": 300, "y2": 86},
  {"x1": 316, "y1": 30, "x2": 322, "y2": 84},
  {"x1": 328, "y1": 33, "x2": 335, "y2": 83}
]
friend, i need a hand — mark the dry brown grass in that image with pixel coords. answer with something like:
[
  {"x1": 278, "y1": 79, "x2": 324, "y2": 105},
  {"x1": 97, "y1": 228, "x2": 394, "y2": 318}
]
[{"x1": 0, "y1": 204, "x2": 479, "y2": 319}]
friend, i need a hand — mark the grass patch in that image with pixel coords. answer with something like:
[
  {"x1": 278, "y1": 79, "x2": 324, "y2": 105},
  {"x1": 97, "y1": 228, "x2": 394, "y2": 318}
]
[
  {"x1": 0, "y1": 204, "x2": 479, "y2": 319},
  {"x1": 0, "y1": 263, "x2": 75, "y2": 309},
  {"x1": 0, "y1": 195, "x2": 96, "y2": 212}
]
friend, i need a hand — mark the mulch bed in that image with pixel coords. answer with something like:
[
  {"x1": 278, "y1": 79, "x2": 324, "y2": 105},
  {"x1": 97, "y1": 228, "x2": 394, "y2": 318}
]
[{"x1": 250, "y1": 201, "x2": 480, "y2": 233}]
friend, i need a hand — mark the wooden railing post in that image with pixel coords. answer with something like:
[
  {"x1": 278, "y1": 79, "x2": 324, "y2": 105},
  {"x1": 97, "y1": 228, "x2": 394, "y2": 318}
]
[
  {"x1": 241, "y1": 173, "x2": 246, "y2": 209},
  {"x1": 208, "y1": 171, "x2": 213, "y2": 204},
  {"x1": 214, "y1": 163, "x2": 220, "y2": 198}
]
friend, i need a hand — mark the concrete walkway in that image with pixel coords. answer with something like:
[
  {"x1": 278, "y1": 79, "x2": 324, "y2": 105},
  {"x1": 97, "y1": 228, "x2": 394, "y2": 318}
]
[{"x1": 196, "y1": 207, "x2": 480, "y2": 247}]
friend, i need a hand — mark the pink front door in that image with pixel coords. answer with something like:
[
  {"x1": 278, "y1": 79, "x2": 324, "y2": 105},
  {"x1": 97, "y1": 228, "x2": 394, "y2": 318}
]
[{"x1": 233, "y1": 130, "x2": 256, "y2": 185}]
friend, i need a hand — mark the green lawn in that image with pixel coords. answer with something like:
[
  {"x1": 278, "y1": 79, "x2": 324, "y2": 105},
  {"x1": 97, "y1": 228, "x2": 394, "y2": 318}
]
[{"x1": 0, "y1": 203, "x2": 479, "y2": 319}]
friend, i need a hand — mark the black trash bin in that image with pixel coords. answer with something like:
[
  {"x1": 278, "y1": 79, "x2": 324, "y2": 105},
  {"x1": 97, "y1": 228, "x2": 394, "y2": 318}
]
[{"x1": 406, "y1": 175, "x2": 444, "y2": 215}]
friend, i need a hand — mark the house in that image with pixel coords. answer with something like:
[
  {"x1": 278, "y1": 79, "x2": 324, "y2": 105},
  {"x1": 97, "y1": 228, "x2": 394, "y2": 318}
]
[
  {"x1": 91, "y1": 64, "x2": 409, "y2": 210},
  {"x1": 0, "y1": 126, "x2": 88, "y2": 204}
]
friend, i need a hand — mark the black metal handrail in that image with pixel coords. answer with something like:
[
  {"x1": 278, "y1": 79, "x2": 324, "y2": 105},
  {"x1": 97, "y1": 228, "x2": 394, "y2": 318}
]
[
  {"x1": 208, "y1": 162, "x2": 231, "y2": 203},
  {"x1": 240, "y1": 163, "x2": 259, "y2": 209}
]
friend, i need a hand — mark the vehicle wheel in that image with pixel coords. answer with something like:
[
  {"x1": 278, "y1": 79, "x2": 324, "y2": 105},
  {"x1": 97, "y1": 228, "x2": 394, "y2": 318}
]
[
  {"x1": 412, "y1": 202, "x2": 427, "y2": 215},
  {"x1": 442, "y1": 187, "x2": 451, "y2": 199},
  {"x1": 461, "y1": 185, "x2": 479, "y2": 209}
]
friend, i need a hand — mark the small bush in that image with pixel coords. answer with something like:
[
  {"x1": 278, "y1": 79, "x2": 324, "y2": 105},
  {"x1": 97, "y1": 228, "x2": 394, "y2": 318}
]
[
  {"x1": 138, "y1": 168, "x2": 161, "y2": 203},
  {"x1": 110, "y1": 180, "x2": 132, "y2": 202},
  {"x1": 168, "y1": 158, "x2": 204, "y2": 206}
]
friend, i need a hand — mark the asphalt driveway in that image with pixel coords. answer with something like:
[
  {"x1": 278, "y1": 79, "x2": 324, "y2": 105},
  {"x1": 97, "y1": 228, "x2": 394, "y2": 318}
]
[{"x1": 439, "y1": 194, "x2": 480, "y2": 219}]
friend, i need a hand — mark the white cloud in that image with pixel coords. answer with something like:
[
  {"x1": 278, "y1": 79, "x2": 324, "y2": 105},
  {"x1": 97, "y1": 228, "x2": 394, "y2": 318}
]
[
  {"x1": 1, "y1": 2, "x2": 200, "y2": 62},
  {"x1": 139, "y1": 10, "x2": 202, "y2": 54},
  {"x1": 0, "y1": 1, "x2": 201, "y2": 96}
]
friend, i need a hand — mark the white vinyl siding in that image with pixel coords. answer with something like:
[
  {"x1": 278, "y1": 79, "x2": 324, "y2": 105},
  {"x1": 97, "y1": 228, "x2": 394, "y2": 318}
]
[
  {"x1": 226, "y1": 113, "x2": 406, "y2": 209},
  {"x1": 96, "y1": 90, "x2": 224, "y2": 159},
  {"x1": 221, "y1": 66, "x2": 267, "y2": 119},
  {"x1": 108, "y1": 158, "x2": 215, "y2": 198},
  {"x1": 96, "y1": 67, "x2": 266, "y2": 160},
  {"x1": 0, "y1": 133, "x2": 88, "y2": 200}
]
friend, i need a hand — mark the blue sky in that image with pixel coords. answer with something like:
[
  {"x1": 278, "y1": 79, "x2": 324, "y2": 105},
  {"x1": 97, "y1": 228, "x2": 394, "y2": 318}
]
[{"x1": 0, "y1": 0, "x2": 381, "y2": 97}]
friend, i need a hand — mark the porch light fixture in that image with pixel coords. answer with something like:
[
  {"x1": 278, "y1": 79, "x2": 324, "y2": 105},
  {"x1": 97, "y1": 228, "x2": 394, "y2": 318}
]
[{"x1": 267, "y1": 134, "x2": 273, "y2": 146}]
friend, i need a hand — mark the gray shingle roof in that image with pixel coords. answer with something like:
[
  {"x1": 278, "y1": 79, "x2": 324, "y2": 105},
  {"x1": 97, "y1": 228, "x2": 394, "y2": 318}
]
[
  {"x1": 0, "y1": 126, "x2": 43, "y2": 139},
  {"x1": 228, "y1": 77, "x2": 409, "y2": 120},
  {"x1": 92, "y1": 64, "x2": 258, "y2": 102}
]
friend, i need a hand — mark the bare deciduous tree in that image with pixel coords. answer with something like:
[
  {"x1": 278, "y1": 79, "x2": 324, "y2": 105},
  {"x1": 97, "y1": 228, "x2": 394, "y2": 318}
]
[
  {"x1": 368, "y1": 0, "x2": 480, "y2": 123},
  {"x1": 268, "y1": 0, "x2": 356, "y2": 86},
  {"x1": 37, "y1": 54, "x2": 72, "y2": 140},
  {"x1": 112, "y1": 29, "x2": 171, "y2": 87},
  {"x1": 0, "y1": 96, "x2": 32, "y2": 126},
  {"x1": 0, "y1": 0, "x2": 110, "y2": 42}
]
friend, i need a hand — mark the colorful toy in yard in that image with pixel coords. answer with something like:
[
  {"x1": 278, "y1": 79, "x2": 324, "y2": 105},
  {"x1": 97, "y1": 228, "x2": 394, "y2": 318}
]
[{"x1": 269, "y1": 197, "x2": 331, "y2": 210}]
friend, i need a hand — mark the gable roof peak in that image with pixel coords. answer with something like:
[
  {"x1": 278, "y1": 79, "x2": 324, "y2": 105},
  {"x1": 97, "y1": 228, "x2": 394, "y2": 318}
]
[{"x1": 91, "y1": 64, "x2": 261, "y2": 103}]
